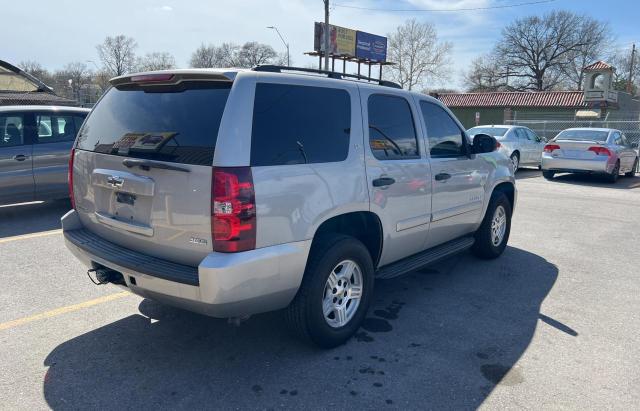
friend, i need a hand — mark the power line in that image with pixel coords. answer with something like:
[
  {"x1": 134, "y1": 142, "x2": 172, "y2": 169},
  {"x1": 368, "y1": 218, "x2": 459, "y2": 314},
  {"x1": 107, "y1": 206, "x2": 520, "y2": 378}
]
[{"x1": 332, "y1": 0, "x2": 556, "y2": 12}]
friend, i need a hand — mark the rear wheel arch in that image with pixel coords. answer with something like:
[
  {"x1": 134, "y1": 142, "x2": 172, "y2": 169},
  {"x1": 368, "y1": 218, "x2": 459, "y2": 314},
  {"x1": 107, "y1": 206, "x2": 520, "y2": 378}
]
[{"x1": 310, "y1": 211, "x2": 383, "y2": 269}]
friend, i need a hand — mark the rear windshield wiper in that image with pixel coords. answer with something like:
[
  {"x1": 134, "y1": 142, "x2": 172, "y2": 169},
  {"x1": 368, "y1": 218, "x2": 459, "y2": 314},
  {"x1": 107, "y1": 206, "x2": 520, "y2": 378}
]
[{"x1": 122, "y1": 158, "x2": 190, "y2": 173}]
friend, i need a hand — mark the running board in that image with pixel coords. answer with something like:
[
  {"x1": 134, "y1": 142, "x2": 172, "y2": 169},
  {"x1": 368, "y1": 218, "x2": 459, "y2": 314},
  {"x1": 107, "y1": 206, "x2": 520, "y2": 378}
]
[{"x1": 375, "y1": 236, "x2": 475, "y2": 280}]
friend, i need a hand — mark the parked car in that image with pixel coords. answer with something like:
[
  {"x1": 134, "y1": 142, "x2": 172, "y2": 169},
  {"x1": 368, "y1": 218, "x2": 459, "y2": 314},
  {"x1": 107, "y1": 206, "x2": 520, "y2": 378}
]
[
  {"x1": 0, "y1": 105, "x2": 90, "y2": 205},
  {"x1": 541, "y1": 128, "x2": 639, "y2": 183},
  {"x1": 467, "y1": 125, "x2": 546, "y2": 172},
  {"x1": 62, "y1": 66, "x2": 515, "y2": 347}
]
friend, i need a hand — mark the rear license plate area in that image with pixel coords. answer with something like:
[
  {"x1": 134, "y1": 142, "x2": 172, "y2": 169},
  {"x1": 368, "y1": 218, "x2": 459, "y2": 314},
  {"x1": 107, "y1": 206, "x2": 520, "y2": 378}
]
[{"x1": 116, "y1": 191, "x2": 136, "y2": 206}]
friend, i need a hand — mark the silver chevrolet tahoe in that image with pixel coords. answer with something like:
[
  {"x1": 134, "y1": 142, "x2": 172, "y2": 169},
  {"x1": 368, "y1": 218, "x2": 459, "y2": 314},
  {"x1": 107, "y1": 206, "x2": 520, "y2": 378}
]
[{"x1": 62, "y1": 66, "x2": 516, "y2": 348}]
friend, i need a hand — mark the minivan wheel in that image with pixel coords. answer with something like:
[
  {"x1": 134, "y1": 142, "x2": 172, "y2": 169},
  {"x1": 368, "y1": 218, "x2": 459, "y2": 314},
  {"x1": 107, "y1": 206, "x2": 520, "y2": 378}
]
[
  {"x1": 472, "y1": 192, "x2": 512, "y2": 260},
  {"x1": 625, "y1": 158, "x2": 638, "y2": 177},
  {"x1": 606, "y1": 161, "x2": 620, "y2": 183},
  {"x1": 285, "y1": 235, "x2": 374, "y2": 348}
]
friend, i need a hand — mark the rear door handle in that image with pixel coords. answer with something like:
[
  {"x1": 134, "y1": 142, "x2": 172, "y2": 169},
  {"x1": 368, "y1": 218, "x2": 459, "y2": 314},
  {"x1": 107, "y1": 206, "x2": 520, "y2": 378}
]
[
  {"x1": 435, "y1": 172, "x2": 451, "y2": 181},
  {"x1": 372, "y1": 177, "x2": 396, "y2": 187},
  {"x1": 12, "y1": 154, "x2": 27, "y2": 161}
]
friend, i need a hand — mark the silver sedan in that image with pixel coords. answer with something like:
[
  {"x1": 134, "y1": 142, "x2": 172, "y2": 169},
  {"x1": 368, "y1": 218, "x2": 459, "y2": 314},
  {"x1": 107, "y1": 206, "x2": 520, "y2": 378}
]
[
  {"x1": 467, "y1": 125, "x2": 546, "y2": 172},
  {"x1": 541, "y1": 128, "x2": 639, "y2": 183}
]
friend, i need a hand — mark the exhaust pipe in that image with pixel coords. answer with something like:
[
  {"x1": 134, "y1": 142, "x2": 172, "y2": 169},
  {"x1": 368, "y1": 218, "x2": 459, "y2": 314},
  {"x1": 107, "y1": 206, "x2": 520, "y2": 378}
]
[{"x1": 87, "y1": 267, "x2": 125, "y2": 286}]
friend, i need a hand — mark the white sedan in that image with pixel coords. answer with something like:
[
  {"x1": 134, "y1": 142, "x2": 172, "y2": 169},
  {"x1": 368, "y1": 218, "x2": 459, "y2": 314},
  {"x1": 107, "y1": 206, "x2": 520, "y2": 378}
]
[{"x1": 468, "y1": 125, "x2": 546, "y2": 172}]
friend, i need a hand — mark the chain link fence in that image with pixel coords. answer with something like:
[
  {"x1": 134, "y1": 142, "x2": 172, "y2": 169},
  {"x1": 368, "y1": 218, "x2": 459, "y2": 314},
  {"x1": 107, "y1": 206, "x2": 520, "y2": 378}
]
[{"x1": 504, "y1": 120, "x2": 640, "y2": 146}]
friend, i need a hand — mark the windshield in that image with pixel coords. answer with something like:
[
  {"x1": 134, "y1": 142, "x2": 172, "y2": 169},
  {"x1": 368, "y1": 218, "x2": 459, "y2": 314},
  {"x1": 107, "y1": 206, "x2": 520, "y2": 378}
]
[
  {"x1": 467, "y1": 127, "x2": 509, "y2": 139},
  {"x1": 555, "y1": 129, "x2": 609, "y2": 142},
  {"x1": 75, "y1": 81, "x2": 231, "y2": 166}
]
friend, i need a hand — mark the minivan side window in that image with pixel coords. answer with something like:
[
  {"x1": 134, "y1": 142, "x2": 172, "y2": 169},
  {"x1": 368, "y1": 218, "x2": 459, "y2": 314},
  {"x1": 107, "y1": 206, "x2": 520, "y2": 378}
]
[
  {"x1": 36, "y1": 114, "x2": 77, "y2": 143},
  {"x1": 0, "y1": 114, "x2": 24, "y2": 147},
  {"x1": 420, "y1": 101, "x2": 465, "y2": 158},
  {"x1": 251, "y1": 83, "x2": 351, "y2": 166},
  {"x1": 368, "y1": 94, "x2": 419, "y2": 160}
]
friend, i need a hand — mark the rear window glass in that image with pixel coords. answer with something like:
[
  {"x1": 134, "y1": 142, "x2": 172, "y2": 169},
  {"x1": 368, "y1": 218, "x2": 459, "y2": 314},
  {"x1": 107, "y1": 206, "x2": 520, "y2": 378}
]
[
  {"x1": 76, "y1": 82, "x2": 231, "y2": 165},
  {"x1": 251, "y1": 83, "x2": 351, "y2": 166},
  {"x1": 467, "y1": 127, "x2": 509, "y2": 138},
  {"x1": 555, "y1": 129, "x2": 609, "y2": 142}
]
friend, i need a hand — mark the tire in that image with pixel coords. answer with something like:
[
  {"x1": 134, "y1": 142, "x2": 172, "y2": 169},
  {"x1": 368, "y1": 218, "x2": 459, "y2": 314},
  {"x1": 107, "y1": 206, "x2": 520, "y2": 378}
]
[
  {"x1": 542, "y1": 170, "x2": 555, "y2": 180},
  {"x1": 472, "y1": 192, "x2": 512, "y2": 260},
  {"x1": 510, "y1": 153, "x2": 520, "y2": 174},
  {"x1": 606, "y1": 161, "x2": 620, "y2": 183},
  {"x1": 285, "y1": 235, "x2": 374, "y2": 348},
  {"x1": 625, "y1": 158, "x2": 638, "y2": 177}
]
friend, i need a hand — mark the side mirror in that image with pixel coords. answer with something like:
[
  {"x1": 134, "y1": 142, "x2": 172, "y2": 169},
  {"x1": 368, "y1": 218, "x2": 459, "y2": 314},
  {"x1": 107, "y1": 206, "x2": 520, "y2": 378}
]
[{"x1": 472, "y1": 133, "x2": 498, "y2": 154}]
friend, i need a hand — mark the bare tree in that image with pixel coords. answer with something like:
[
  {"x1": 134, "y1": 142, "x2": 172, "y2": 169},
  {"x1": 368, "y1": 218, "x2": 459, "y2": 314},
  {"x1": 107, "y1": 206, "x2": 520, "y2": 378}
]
[
  {"x1": 189, "y1": 43, "x2": 240, "y2": 68},
  {"x1": 18, "y1": 60, "x2": 54, "y2": 87},
  {"x1": 55, "y1": 62, "x2": 93, "y2": 101},
  {"x1": 463, "y1": 54, "x2": 508, "y2": 92},
  {"x1": 137, "y1": 52, "x2": 176, "y2": 71},
  {"x1": 190, "y1": 44, "x2": 220, "y2": 68},
  {"x1": 496, "y1": 10, "x2": 604, "y2": 91},
  {"x1": 385, "y1": 19, "x2": 452, "y2": 90},
  {"x1": 238, "y1": 42, "x2": 277, "y2": 67},
  {"x1": 609, "y1": 46, "x2": 640, "y2": 95},
  {"x1": 560, "y1": 18, "x2": 611, "y2": 90},
  {"x1": 97, "y1": 35, "x2": 137, "y2": 76}
]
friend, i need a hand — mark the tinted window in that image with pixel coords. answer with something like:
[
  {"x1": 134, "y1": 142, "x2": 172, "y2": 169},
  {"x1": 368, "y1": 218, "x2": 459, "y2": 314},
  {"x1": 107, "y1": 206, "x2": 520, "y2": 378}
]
[
  {"x1": 555, "y1": 129, "x2": 608, "y2": 142},
  {"x1": 515, "y1": 128, "x2": 528, "y2": 140},
  {"x1": 0, "y1": 114, "x2": 24, "y2": 147},
  {"x1": 524, "y1": 128, "x2": 539, "y2": 142},
  {"x1": 76, "y1": 82, "x2": 231, "y2": 165},
  {"x1": 251, "y1": 83, "x2": 350, "y2": 166},
  {"x1": 36, "y1": 114, "x2": 77, "y2": 143},
  {"x1": 368, "y1": 94, "x2": 419, "y2": 160},
  {"x1": 420, "y1": 101, "x2": 465, "y2": 158}
]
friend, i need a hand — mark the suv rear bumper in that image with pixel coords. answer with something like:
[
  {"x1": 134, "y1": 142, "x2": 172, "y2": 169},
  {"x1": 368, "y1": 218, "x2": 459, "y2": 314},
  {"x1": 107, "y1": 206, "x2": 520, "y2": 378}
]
[{"x1": 62, "y1": 210, "x2": 311, "y2": 318}]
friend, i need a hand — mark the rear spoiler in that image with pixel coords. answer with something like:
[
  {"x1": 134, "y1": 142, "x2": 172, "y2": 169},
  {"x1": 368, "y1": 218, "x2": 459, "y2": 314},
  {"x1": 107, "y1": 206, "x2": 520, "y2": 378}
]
[{"x1": 110, "y1": 70, "x2": 238, "y2": 87}]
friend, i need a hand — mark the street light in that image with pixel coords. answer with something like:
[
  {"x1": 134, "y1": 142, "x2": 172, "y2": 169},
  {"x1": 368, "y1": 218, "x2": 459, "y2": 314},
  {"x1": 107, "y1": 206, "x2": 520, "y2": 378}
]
[
  {"x1": 267, "y1": 26, "x2": 290, "y2": 66},
  {"x1": 86, "y1": 60, "x2": 100, "y2": 71}
]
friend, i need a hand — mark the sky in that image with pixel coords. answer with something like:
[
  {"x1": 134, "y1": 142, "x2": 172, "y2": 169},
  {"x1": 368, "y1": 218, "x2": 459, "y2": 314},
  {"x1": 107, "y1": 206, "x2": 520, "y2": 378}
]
[{"x1": 3, "y1": 0, "x2": 639, "y2": 90}]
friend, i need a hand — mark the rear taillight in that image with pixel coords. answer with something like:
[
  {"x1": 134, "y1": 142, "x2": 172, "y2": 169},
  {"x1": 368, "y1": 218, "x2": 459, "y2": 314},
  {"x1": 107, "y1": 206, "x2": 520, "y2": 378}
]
[
  {"x1": 495, "y1": 141, "x2": 501, "y2": 148},
  {"x1": 544, "y1": 144, "x2": 560, "y2": 153},
  {"x1": 68, "y1": 148, "x2": 75, "y2": 209},
  {"x1": 211, "y1": 167, "x2": 256, "y2": 252},
  {"x1": 588, "y1": 146, "x2": 612, "y2": 156}
]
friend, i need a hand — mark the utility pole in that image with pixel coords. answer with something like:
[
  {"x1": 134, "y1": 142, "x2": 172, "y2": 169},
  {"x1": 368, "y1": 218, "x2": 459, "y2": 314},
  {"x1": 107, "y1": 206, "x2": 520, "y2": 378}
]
[
  {"x1": 627, "y1": 43, "x2": 636, "y2": 94},
  {"x1": 323, "y1": 0, "x2": 330, "y2": 71}
]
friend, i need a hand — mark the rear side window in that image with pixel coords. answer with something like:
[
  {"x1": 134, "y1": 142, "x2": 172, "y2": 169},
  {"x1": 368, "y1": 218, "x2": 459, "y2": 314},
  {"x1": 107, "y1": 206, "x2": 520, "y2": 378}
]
[
  {"x1": 251, "y1": 83, "x2": 351, "y2": 166},
  {"x1": 0, "y1": 114, "x2": 24, "y2": 147},
  {"x1": 368, "y1": 94, "x2": 419, "y2": 160},
  {"x1": 76, "y1": 82, "x2": 231, "y2": 165},
  {"x1": 36, "y1": 114, "x2": 78, "y2": 143},
  {"x1": 420, "y1": 101, "x2": 465, "y2": 158}
]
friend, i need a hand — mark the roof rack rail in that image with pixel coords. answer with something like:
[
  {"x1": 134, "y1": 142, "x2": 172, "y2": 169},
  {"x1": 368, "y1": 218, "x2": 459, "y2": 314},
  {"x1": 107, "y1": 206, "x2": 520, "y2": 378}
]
[{"x1": 252, "y1": 65, "x2": 402, "y2": 89}]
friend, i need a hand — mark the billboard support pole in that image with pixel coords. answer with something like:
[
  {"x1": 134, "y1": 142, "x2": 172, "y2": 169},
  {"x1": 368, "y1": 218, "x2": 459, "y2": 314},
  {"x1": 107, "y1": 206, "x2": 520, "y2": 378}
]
[
  {"x1": 343, "y1": 58, "x2": 346, "y2": 74},
  {"x1": 323, "y1": 0, "x2": 330, "y2": 71},
  {"x1": 379, "y1": 63, "x2": 383, "y2": 81},
  {"x1": 368, "y1": 63, "x2": 371, "y2": 79},
  {"x1": 357, "y1": 61, "x2": 361, "y2": 76},
  {"x1": 331, "y1": 57, "x2": 335, "y2": 72}
]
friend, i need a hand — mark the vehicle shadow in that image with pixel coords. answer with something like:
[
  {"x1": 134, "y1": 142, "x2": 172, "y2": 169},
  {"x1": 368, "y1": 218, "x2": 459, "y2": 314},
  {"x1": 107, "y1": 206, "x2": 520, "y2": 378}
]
[
  {"x1": 43, "y1": 247, "x2": 559, "y2": 410},
  {"x1": 0, "y1": 200, "x2": 70, "y2": 238},
  {"x1": 515, "y1": 168, "x2": 541, "y2": 180},
  {"x1": 550, "y1": 173, "x2": 640, "y2": 190}
]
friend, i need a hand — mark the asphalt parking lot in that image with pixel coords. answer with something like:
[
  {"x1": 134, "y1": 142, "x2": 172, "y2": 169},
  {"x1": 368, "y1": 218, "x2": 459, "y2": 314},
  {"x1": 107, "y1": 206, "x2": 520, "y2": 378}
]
[{"x1": 1, "y1": 170, "x2": 639, "y2": 410}]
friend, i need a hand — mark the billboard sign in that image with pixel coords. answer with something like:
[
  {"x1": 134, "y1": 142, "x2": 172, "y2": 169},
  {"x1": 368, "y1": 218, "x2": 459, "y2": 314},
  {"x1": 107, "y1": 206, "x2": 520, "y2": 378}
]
[
  {"x1": 355, "y1": 31, "x2": 387, "y2": 62},
  {"x1": 314, "y1": 22, "x2": 356, "y2": 56}
]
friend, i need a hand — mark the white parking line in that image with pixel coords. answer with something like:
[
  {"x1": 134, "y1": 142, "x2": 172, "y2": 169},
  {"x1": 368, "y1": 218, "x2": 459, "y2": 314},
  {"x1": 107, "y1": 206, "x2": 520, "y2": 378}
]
[{"x1": 0, "y1": 229, "x2": 62, "y2": 244}]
